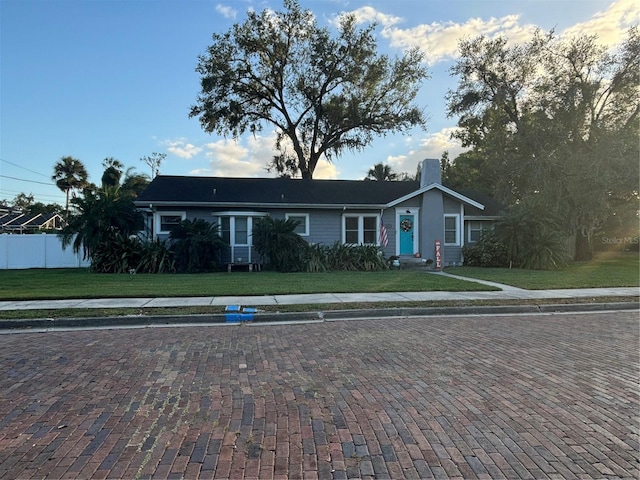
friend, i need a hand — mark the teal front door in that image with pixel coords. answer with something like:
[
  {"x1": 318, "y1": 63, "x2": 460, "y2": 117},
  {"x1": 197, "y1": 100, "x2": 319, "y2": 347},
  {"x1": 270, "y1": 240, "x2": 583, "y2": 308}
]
[{"x1": 399, "y1": 215, "x2": 414, "y2": 255}]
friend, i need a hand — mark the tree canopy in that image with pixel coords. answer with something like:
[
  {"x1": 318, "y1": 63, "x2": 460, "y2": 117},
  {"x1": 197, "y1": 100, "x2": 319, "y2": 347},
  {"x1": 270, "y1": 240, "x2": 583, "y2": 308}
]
[
  {"x1": 445, "y1": 27, "x2": 639, "y2": 260},
  {"x1": 190, "y1": 0, "x2": 429, "y2": 179}
]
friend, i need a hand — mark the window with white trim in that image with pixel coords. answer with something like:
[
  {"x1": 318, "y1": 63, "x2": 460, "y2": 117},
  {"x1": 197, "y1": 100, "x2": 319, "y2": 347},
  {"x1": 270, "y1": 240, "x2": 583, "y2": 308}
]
[
  {"x1": 285, "y1": 213, "x2": 309, "y2": 236},
  {"x1": 468, "y1": 221, "x2": 494, "y2": 243},
  {"x1": 444, "y1": 215, "x2": 460, "y2": 245},
  {"x1": 218, "y1": 216, "x2": 250, "y2": 246},
  {"x1": 343, "y1": 215, "x2": 378, "y2": 245},
  {"x1": 156, "y1": 212, "x2": 186, "y2": 234}
]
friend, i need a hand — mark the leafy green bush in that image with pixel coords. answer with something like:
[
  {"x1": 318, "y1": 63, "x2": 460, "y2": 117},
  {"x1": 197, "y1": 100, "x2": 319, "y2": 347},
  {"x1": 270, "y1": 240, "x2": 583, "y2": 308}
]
[
  {"x1": 462, "y1": 232, "x2": 509, "y2": 267},
  {"x1": 518, "y1": 226, "x2": 571, "y2": 270},
  {"x1": 496, "y1": 202, "x2": 570, "y2": 269},
  {"x1": 252, "y1": 217, "x2": 309, "y2": 272},
  {"x1": 88, "y1": 234, "x2": 175, "y2": 274},
  {"x1": 170, "y1": 219, "x2": 228, "y2": 273},
  {"x1": 323, "y1": 242, "x2": 388, "y2": 271},
  {"x1": 137, "y1": 238, "x2": 175, "y2": 273},
  {"x1": 304, "y1": 243, "x2": 329, "y2": 272},
  {"x1": 89, "y1": 232, "x2": 141, "y2": 273}
]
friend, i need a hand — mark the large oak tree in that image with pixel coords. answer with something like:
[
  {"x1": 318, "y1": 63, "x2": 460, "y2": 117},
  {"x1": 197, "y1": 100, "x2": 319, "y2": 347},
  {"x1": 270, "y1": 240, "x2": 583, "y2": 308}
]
[
  {"x1": 446, "y1": 28, "x2": 639, "y2": 260},
  {"x1": 190, "y1": 0, "x2": 429, "y2": 179}
]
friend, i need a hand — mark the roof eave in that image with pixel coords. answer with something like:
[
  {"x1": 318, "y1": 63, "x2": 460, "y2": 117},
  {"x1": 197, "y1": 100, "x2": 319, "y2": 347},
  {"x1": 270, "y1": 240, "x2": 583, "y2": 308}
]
[
  {"x1": 134, "y1": 201, "x2": 389, "y2": 210},
  {"x1": 386, "y1": 183, "x2": 485, "y2": 210}
]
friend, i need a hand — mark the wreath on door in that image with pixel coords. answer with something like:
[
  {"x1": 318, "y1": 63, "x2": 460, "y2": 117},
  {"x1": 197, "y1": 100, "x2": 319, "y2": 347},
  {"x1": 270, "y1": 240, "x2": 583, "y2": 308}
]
[{"x1": 400, "y1": 219, "x2": 413, "y2": 232}]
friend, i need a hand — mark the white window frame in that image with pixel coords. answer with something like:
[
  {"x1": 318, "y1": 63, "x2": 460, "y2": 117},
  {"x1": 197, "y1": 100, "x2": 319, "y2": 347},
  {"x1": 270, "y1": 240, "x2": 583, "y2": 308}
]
[
  {"x1": 155, "y1": 211, "x2": 186, "y2": 235},
  {"x1": 285, "y1": 213, "x2": 310, "y2": 236},
  {"x1": 342, "y1": 214, "x2": 379, "y2": 245},
  {"x1": 444, "y1": 214, "x2": 461, "y2": 246}
]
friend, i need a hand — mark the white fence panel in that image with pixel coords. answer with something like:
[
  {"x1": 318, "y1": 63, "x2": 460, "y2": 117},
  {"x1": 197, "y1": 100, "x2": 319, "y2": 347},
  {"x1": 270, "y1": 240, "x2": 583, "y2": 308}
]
[{"x1": 0, "y1": 233, "x2": 90, "y2": 269}]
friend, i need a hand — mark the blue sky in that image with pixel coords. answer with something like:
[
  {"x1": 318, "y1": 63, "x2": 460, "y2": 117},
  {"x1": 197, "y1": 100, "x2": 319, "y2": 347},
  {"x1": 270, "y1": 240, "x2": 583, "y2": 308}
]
[{"x1": 1, "y1": 0, "x2": 637, "y2": 206}]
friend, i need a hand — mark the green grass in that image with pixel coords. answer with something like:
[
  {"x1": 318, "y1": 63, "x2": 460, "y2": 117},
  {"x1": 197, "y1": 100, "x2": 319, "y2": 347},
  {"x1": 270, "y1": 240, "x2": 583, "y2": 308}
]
[
  {"x1": 446, "y1": 252, "x2": 640, "y2": 289},
  {"x1": 1, "y1": 252, "x2": 636, "y2": 303},
  {"x1": 0, "y1": 269, "x2": 496, "y2": 301}
]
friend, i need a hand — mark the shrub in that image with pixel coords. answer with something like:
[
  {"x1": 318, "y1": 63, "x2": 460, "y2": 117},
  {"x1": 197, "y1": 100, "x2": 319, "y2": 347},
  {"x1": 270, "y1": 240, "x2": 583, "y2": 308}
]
[
  {"x1": 170, "y1": 219, "x2": 227, "y2": 273},
  {"x1": 252, "y1": 217, "x2": 309, "y2": 272},
  {"x1": 496, "y1": 202, "x2": 570, "y2": 269},
  {"x1": 324, "y1": 242, "x2": 388, "y2": 271},
  {"x1": 90, "y1": 232, "x2": 141, "y2": 273},
  {"x1": 519, "y1": 226, "x2": 571, "y2": 270},
  {"x1": 462, "y1": 232, "x2": 509, "y2": 267},
  {"x1": 137, "y1": 238, "x2": 175, "y2": 273},
  {"x1": 304, "y1": 243, "x2": 329, "y2": 272}
]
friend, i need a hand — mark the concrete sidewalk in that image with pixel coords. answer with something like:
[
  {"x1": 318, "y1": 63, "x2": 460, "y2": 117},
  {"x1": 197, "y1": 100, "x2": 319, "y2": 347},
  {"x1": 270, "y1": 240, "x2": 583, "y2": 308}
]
[{"x1": 0, "y1": 271, "x2": 637, "y2": 311}]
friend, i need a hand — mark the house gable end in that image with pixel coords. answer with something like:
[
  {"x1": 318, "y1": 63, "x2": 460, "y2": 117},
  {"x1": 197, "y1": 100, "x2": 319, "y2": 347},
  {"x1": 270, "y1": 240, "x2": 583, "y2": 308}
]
[{"x1": 386, "y1": 183, "x2": 485, "y2": 211}]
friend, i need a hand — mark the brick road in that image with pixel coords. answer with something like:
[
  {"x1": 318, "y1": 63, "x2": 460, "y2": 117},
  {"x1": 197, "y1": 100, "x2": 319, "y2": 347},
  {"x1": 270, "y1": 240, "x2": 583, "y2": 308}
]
[{"x1": 0, "y1": 311, "x2": 638, "y2": 479}]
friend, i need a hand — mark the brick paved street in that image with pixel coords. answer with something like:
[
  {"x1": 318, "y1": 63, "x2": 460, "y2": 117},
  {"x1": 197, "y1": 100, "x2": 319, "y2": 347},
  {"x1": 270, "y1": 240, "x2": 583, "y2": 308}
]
[{"x1": 0, "y1": 311, "x2": 638, "y2": 479}]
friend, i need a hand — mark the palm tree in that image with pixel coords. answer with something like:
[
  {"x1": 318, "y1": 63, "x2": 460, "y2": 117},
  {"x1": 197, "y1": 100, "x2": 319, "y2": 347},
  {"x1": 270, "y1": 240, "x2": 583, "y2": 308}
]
[
  {"x1": 252, "y1": 217, "x2": 308, "y2": 272},
  {"x1": 120, "y1": 167, "x2": 150, "y2": 198},
  {"x1": 60, "y1": 187, "x2": 144, "y2": 261},
  {"x1": 365, "y1": 163, "x2": 398, "y2": 181},
  {"x1": 52, "y1": 156, "x2": 89, "y2": 219},
  {"x1": 101, "y1": 157, "x2": 124, "y2": 188},
  {"x1": 169, "y1": 218, "x2": 227, "y2": 273}
]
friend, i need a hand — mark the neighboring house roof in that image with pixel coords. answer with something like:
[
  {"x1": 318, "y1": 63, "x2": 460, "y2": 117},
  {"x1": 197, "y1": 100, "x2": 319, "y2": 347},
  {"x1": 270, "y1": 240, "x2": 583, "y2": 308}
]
[
  {"x1": 135, "y1": 176, "x2": 500, "y2": 217},
  {"x1": 136, "y1": 176, "x2": 420, "y2": 209},
  {"x1": 0, "y1": 212, "x2": 64, "y2": 232}
]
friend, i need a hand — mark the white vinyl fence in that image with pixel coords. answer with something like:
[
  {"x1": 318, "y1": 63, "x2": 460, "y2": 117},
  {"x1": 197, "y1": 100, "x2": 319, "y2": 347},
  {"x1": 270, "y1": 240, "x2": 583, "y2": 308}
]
[{"x1": 0, "y1": 233, "x2": 90, "y2": 270}]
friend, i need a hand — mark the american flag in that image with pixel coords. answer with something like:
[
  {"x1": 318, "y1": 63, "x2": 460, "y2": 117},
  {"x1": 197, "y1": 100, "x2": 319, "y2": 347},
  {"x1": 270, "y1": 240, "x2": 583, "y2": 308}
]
[{"x1": 379, "y1": 216, "x2": 389, "y2": 247}]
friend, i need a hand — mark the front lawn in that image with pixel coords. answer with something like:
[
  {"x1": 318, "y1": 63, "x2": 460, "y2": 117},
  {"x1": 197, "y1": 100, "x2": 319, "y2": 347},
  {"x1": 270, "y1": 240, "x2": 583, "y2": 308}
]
[
  {"x1": 0, "y1": 269, "x2": 495, "y2": 301},
  {"x1": 446, "y1": 252, "x2": 639, "y2": 289}
]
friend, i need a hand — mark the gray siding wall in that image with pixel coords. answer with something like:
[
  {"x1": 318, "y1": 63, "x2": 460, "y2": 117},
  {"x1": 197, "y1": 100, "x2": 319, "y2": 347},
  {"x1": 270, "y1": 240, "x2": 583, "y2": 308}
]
[
  {"x1": 443, "y1": 196, "x2": 461, "y2": 214},
  {"x1": 444, "y1": 246, "x2": 462, "y2": 266},
  {"x1": 148, "y1": 196, "x2": 484, "y2": 266}
]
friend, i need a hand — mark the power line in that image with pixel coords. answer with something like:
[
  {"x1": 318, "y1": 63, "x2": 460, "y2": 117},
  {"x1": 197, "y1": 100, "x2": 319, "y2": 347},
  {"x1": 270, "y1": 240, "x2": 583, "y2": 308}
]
[
  {"x1": 0, "y1": 188, "x2": 64, "y2": 201},
  {"x1": 0, "y1": 174, "x2": 55, "y2": 186},
  {"x1": 0, "y1": 157, "x2": 51, "y2": 179}
]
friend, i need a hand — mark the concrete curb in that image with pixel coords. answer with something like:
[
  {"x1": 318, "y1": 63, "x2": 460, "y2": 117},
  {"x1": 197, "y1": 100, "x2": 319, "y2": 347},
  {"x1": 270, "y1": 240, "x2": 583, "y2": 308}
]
[{"x1": 1, "y1": 302, "x2": 637, "y2": 331}]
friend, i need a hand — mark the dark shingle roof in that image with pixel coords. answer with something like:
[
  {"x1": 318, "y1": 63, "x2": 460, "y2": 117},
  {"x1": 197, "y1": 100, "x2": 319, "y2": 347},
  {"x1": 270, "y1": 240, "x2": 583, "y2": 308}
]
[
  {"x1": 459, "y1": 190, "x2": 505, "y2": 217},
  {"x1": 135, "y1": 176, "x2": 501, "y2": 218},
  {"x1": 136, "y1": 176, "x2": 421, "y2": 207}
]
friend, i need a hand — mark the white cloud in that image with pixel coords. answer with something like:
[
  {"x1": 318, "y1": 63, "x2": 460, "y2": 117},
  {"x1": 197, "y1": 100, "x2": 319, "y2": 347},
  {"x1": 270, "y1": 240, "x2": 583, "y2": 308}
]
[
  {"x1": 313, "y1": 159, "x2": 339, "y2": 179},
  {"x1": 165, "y1": 139, "x2": 202, "y2": 159},
  {"x1": 382, "y1": 15, "x2": 538, "y2": 65},
  {"x1": 385, "y1": 128, "x2": 468, "y2": 175},
  {"x1": 203, "y1": 138, "x2": 264, "y2": 177},
  {"x1": 168, "y1": 131, "x2": 339, "y2": 178},
  {"x1": 333, "y1": 6, "x2": 402, "y2": 28},
  {"x1": 561, "y1": 0, "x2": 639, "y2": 46},
  {"x1": 339, "y1": 1, "x2": 636, "y2": 66},
  {"x1": 215, "y1": 4, "x2": 237, "y2": 19}
]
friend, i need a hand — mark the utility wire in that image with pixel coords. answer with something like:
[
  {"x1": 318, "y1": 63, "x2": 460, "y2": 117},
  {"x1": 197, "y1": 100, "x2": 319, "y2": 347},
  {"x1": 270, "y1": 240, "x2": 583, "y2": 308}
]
[
  {"x1": 0, "y1": 174, "x2": 56, "y2": 186},
  {"x1": 0, "y1": 157, "x2": 51, "y2": 179}
]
